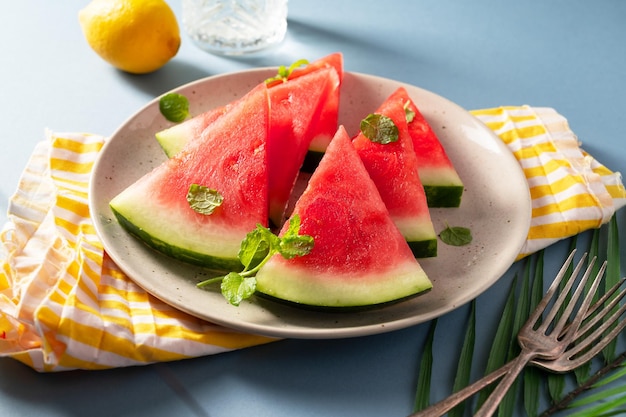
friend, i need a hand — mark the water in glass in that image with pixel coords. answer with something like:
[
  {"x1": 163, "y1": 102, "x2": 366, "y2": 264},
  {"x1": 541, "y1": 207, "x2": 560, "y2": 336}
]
[{"x1": 181, "y1": 0, "x2": 288, "y2": 55}]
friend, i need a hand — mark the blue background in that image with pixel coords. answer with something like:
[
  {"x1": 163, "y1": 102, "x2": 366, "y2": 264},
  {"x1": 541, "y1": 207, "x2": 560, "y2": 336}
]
[{"x1": 1, "y1": 1, "x2": 625, "y2": 416}]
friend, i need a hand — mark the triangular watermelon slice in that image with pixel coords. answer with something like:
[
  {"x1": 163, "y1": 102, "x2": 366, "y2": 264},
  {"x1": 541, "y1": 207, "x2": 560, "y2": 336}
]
[
  {"x1": 110, "y1": 84, "x2": 270, "y2": 271},
  {"x1": 388, "y1": 87, "x2": 464, "y2": 207},
  {"x1": 352, "y1": 97, "x2": 437, "y2": 258},
  {"x1": 154, "y1": 57, "x2": 342, "y2": 228},
  {"x1": 287, "y1": 52, "x2": 344, "y2": 171},
  {"x1": 156, "y1": 52, "x2": 342, "y2": 161},
  {"x1": 255, "y1": 126, "x2": 432, "y2": 308},
  {"x1": 266, "y1": 66, "x2": 339, "y2": 226}
]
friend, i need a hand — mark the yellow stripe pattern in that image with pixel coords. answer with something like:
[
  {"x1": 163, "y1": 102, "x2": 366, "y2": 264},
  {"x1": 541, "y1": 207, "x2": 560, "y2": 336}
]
[
  {"x1": 0, "y1": 131, "x2": 274, "y2": 372},
  {"x1": 1, "y1": 107, "x2": 625, "y2": 371},
  {"x1": 471, "y1": 106, "x2": 626, "y2": 258}
]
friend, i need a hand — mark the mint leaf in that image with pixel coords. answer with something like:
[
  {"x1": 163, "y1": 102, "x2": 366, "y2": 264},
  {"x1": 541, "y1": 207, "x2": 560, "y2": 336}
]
[
  {"x1": 279, "y1": 234, "x2": 315, "y2": 259},
  {"x1": 277, "y1": 215, "x2": 314, "y2": 259},
  {"x1": 221, "y1": 272, "x2": 256, "y2": 306},
  {"x1": 403, "y1": 100, "x2": 416, "y2": 123},
  {"x1": 360, "y1": 113, "x2": 399, "y2": 144},
  {"x1": 159, "y1": 93, "x2": 190, "y2": 122},
  {"x1": 238, "y1": 225, "x2": 276, "y2": 270},
  {"x1": 196, "y1": 214, "x2": 314, "y2": 306},
  {"x1": 186, "y1": 184, "x2": 223, "y2": 215},
  {"x1": 439, "y1": 224, "x2": 473, "y2": 246},
  {"x1": 265, "y1": 59, "x2": 310, "y2": 85}
]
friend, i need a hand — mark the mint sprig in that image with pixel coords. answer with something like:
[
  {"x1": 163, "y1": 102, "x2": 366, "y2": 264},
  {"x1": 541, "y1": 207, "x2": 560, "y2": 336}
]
[
  {"x1": 159, "y1": 92, "x2": 190, "y2": 122},
  {"x1": 360, "y1": 113, "x2": 399, "y2": 144},
  {"x1": 265, "y1": 59, "x2": 310, "y2": 85},
  {"x1": 197, "y1": 215, "x2": 314, "y2": 306}
]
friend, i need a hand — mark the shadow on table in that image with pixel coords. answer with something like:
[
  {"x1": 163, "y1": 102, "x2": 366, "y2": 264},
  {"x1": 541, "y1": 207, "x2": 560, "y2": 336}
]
[
  {"x1": 113, "y1": 60, "x2": 214, "y2": 98},
  {"x1": 110, "y1": 17, "x2": 431, "y2": 100},
  {"x1": 0, "y1": 358, "x2": 182, "y2": 417}
]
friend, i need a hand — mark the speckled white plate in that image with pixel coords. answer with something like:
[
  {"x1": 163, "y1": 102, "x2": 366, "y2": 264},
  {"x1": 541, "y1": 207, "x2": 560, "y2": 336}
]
[{"x1": 89, "y1": 69, "x2": 531, "y2": 339}]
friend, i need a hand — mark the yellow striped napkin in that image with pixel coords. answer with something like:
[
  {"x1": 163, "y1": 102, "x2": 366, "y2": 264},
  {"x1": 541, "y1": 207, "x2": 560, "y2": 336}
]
[
  {"x1": 1, "y1": 106, "x2": 624, "y2": 372},
  {"x1": 470, "y1": 106, "x2": 626, "y2": 259},
  {"x1": 0, "y1": 131, "x2": 274, "y2": 372}
]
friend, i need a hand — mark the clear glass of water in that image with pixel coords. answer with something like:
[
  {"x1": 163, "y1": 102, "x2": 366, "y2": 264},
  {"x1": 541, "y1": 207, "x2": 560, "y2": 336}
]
[{"x1": 181, "y1": 0, "x2": 288, "y2": 55}]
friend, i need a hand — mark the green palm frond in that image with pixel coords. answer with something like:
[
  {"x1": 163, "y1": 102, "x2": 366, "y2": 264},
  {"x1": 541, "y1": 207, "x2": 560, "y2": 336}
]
[
  {"x1": 449, "y1": 301, "x2": 476, "y2": 417},
  {"x1": 413, "y1": 214, "x2": 626, "y2": 417},
  {"x1": 413, "y1": 319, "x2": 436, "y2": 412},
  {"x1": 603, "y1": 216, "x2": 621, "y2": 363}
]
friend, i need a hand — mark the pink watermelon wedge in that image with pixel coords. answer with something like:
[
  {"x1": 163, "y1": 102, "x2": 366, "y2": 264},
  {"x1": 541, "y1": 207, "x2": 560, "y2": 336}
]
[
  {"x1": 352, "y1": 96, "x2": 437, "y2": 258},
  {"x1": 110, "y1": 84, "x2": 270, "y2": 270},
  {"x1": 255, "y1": 126, "x2": 432, "y2": 308},
  {"x1": 266, "y1": 66, "x2": 340, "y2": 226},
  {"x1": 156, "y1": 52, "x2": 342, "y2": 161},
  {"x1": 388, "y1": 87, "x2": 464, "y2": 207},
  {"x1": 155, "y1": 56, "x2": 342, "y2": 227},
  {"x1": 294, "y1": 52, "x2": 344, "y2": 172}
]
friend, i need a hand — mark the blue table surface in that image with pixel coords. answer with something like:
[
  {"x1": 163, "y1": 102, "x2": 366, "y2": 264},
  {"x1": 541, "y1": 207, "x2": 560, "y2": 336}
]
[{"x1": 2, "y1": 1, "x2": 626, "y2": 416}]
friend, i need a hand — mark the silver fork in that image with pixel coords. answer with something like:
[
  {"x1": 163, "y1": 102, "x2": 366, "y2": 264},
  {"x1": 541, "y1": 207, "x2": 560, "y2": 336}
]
[
  {"x1": 472, "y1": 252, "x2": 605, "y2": 417},
  {"x1": 409, "y1": 256, "x2": 626, "y2": 417}
]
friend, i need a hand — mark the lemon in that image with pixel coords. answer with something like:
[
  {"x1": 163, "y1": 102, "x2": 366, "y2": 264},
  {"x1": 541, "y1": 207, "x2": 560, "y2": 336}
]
[{"x1": 79, "y1": 0, "x2": 181, "y2": 74}]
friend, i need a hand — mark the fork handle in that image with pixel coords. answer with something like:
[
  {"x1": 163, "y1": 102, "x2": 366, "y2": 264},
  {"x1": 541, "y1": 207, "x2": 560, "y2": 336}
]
[
  {"x1": 473, "y1": 350, "x2": 535, "y2": 417},
  {"x1": 408, "y1": 360, "x2": 515, "y2": 417}
]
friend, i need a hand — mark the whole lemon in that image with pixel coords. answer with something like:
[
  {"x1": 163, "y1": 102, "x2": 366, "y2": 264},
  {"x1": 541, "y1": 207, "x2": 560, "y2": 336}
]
[{"x1": 79, "y1": 0, "x2": 181, "y2": 74}]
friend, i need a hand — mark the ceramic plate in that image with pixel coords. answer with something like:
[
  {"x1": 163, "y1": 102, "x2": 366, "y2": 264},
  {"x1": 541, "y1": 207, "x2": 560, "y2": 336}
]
[{"x1": 89, "y1": 69, "x2": 531, "y2": 339}]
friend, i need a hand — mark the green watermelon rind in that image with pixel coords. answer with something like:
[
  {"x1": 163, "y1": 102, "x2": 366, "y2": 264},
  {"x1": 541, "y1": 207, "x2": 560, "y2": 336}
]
[
  {"x1": 110, "y1": 205, "x2": 243, "y2": 271},
  {"x1": 407, "y1": 239, "x2": 438, "y2": 258},
  {"x1": 392, "y1": 217, "x2": 438, "y2": 258},
  {"x1": 255, "y1": 258, "x2": 432, "y2": 308},
  {"x1": 300, "y1": 149, "x2": 325, "y2": 173},
  {"x1": 418, "y1": 166, "x2": 464, "y2": 207},
  {"x1": 424, "y1": 185, "x2": 464, "y2": 208}
]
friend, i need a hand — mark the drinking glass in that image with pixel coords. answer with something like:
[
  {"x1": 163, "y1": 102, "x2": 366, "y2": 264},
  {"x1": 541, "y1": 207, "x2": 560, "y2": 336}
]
[{"x1": 181, "y1": 0, "x2": 288, "y2": 55}]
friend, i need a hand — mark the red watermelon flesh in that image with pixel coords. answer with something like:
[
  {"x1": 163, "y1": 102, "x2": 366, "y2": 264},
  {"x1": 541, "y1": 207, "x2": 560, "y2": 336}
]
[
  {"x1": 289, "y1": 53, "x2": 343, "y2": 171},
  {"x1": 268, "y1": 66, "x2": 339, "y2": 227},
  {"x1": 387, "y1": 87, "x2": 464, "y2": 207},
  {"x1": 157, "y1": 53, "x2": 343, "y2": 161},
  {"x1": 290, "y1": 52, "x2": 343, "y2": 153},
  {"x1": 255, "y1": 126, "x2": 432, "y2": 308},
  {"x1": 109, "y1": 84, "x2": 270, "y2": 270},
  {"x1": 154, "y1": 57, "x2": 342, "y2": 228},
  {"x1": 352, "y1": 96, "x2": 437, "y2": 258}
]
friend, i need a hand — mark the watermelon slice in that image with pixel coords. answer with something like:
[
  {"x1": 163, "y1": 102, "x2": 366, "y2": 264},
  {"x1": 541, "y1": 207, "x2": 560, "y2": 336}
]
[
  {"x1": 156, "y1": 52, "x2": 343, "y2": 162},
  {"x1": 155, "y1": 59, "x2": 341, "y2": 227},
  {"x1": 287, "y1": 52, "x2": 344, "y2": 172},
  {"x1": 352, "y1": 97, "x2": 437, "y2": 258},
  {"x1": 255, "y1": 126, "x2": 432, "y2": 308},
  {"x1": 110, "y1": 84, "x2": 270, "y2": 271},
  {"x1": 388, "y1": 87, "x2": 464, "y2": 207},
  {"x1": 265, "y1": 67, "x2": 339, "y2": 226}
]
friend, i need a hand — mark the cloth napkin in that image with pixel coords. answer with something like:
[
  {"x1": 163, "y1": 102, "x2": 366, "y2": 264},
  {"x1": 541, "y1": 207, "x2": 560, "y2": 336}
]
[{"x1": 1, "y1": 106, "x2": 625, "y2": 372}]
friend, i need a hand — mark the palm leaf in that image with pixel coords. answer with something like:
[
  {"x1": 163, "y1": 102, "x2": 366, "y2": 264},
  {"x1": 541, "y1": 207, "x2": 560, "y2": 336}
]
[
  {"x1": 547, "y1": 238, "x2": 579, "y2": 403},
  {"x1": 603, "y1": 215, "x2": 621, "y2": 363},
  {"x1": 413, "y1": 319, "x2": 437, "y2": 412},
  {"x1": 521, "y1": 250, "x2": 546, "y2": 417},
  {"x1": 448, "y1": 301, "x2": 476, "y2": 417},
  {"x1": 475, "y1": 275, "x2": 518, "y2": 409},
  {"x1": 575, "y1": 229, "x2": 601, "y2": 384},
  {"x1": 413, "y1": 214, "x2": 624, "y2": 417},
  {"x1": 567, "y1": 384, "x2": 626, "y2": 417}
]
